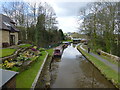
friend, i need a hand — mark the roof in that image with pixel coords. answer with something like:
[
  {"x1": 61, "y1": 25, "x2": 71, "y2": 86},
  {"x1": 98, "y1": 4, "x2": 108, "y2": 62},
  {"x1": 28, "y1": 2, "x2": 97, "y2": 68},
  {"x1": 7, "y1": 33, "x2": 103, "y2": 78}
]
[
  {"x1": 0, "y1": 69, "x2": 18, "y2": 87},
  {"x1": 0, "y1": 14, "x2": 19, "y2": 32}
]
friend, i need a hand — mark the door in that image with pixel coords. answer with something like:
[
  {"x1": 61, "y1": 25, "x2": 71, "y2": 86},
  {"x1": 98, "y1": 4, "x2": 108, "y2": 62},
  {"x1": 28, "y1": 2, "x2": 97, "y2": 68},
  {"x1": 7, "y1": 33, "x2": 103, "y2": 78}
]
[{"x1": 10, "y1": 35, "x2": 15, "y2": 45}]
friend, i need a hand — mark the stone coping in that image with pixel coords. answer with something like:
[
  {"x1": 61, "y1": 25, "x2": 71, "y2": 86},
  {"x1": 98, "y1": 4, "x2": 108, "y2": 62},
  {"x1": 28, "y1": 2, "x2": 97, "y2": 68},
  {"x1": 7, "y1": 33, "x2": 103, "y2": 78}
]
[{"x1": 31, "y1": 51, "x2": 48, "y2": 89}]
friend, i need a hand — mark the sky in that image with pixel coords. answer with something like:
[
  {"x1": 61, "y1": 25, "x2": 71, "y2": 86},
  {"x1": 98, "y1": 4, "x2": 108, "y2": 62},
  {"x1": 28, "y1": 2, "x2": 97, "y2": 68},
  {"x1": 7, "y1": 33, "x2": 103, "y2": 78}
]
[
  {"x1": 24, "y1": 0, "x2": 88, "y2": 33},
  {"x1": 1, "y1": 0, "x2": 119, "y2": 33},
  {"x1": 0, "y1": 0, "x2": 89, "y2": 33},
  {"x1": 30, "y1": 0, "x2": 88, "y2": 33},
  {"x1": 51, "y1": 2, "x2": 87, "y2": 33}
]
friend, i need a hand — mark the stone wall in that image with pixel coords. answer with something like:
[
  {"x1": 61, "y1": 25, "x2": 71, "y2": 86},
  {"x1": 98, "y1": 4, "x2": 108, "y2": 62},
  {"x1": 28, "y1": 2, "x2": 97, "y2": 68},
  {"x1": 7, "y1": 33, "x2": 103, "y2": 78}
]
[
  {"x1": 0, "y1": 30, "x2": 19, "y2": 48},
  {"x1": 99, "y1": 50, "x2": 120, "y2": 62},
  {"x1": 0, "y1": 30, "x2": 2, "y2": 48},
  {"x1": 4, "y1": 76, "x2": 16, "y2": 89},
  {"x1": 0, "y1": 30, "x2": 10, "y2": 48}
]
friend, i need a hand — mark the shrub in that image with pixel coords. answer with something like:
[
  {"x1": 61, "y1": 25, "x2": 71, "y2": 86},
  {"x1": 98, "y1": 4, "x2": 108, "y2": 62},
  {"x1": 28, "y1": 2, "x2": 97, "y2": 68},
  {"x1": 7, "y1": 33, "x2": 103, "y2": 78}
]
[
  {"x1": 39, "y1": 48, "x2": 45, "y2": 51},
  {"x1": 2, "y1": 42, "x2": 9, "y2": 48},
  {"x1": 31, "y1": 48, "x2": 37, "y2": 51}
]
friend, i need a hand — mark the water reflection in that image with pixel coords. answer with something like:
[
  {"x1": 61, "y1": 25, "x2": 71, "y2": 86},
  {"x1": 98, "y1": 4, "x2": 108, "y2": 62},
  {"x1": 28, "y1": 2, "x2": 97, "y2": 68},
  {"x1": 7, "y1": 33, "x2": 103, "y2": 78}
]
[{"x1": 50, "y1": 44, "x2": 115, "y2": 88}]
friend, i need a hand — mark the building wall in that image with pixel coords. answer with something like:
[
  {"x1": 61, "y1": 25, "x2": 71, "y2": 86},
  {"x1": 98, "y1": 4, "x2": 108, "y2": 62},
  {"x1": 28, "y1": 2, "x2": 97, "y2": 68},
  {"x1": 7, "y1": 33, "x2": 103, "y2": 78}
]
[
  {"x1": 3, "y1": 76, "x2": 16, "y2": 89},
  {"x1": 0, "y1": 30, "x2": 19, "y2": 48},
  {"x1": 0, "y1": 30, "x2": 2, "y2": 48},
  {"x1": 10, "y1": 32, "x2": 18, "y2": 45},
  {"x1": 0, "y1": 30, "x2": 10, "y2": 48}
]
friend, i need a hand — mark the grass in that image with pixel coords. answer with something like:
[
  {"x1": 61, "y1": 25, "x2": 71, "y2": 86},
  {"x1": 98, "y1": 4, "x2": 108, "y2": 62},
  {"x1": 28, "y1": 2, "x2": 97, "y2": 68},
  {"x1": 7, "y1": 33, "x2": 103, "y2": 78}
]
[
  {"x1": 46, "y1": 49, "x2": 54, "y2": 56},
  {"x1": 16, "y1": 51, "x2": 47, "y2": 88},
  {"x1": 77, "y1": 45, "x2": 120, "y2": 88},
  {"x1": 82, "y1": 45, "x2": 120, "y2": 66},
  {"x1": 10, "y1": 66, "x2": 20, "y2": 72},
  {"x1": 0, "y1": 48, "x2": 16, "y2": 58},
  {"x1": 100, "y1": 55, "x2": 120, "y2": 66},
  {"x1": 19, "y1": 44, "x2": 32, "y2": 48},
  {"x1": 63, "y1": 39, "x2": 72, "y2": 42},
  {"x1": 82, "y1": 45, "x2": 88, "y2": 50}
]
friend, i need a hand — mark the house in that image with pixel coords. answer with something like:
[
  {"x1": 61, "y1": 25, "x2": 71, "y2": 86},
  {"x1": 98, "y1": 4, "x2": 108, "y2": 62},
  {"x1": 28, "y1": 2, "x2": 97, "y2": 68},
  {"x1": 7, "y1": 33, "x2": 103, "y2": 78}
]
[
  {"x1": 0, "y1": 69, "x2": 18, "y2": 89},
  {"x1": 0, "y1": 14, "x2": 19, "y2": 48}
]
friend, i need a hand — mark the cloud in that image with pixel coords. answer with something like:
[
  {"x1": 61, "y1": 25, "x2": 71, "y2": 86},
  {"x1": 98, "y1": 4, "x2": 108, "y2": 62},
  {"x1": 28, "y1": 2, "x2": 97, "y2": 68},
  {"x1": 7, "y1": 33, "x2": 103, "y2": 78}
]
[
  {"x1": 52, "y1": 2, "x2": 87, "y2": 33},
  {"x1": 1, "y1": 0, "x2": 88, "y2": 33},
  {"x1": 55, "y1": 2, "x2": 87, "y2": 16},
  {"x1": 57, "y1": 16, "x2": 80, "y2": 33}
]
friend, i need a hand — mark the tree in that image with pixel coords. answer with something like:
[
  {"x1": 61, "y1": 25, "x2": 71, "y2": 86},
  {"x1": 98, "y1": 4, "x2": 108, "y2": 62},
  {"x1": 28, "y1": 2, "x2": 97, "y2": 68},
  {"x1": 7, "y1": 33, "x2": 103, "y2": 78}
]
[
  {"x1": 78, "y1": 2, "x2": 120, "y2": 56},
  {"x1": 59, "y1": 29, "x2": 65, "y2": 41}
]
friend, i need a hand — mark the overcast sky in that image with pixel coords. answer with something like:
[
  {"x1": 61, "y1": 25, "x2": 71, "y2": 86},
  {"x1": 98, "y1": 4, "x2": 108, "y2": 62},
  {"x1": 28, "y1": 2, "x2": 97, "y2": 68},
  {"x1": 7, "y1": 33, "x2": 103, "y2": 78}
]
[
  {"x1": 1, "y1": 0, "x2": 119, "y2": 33},
  {"x1": 23, "y1": 0, "x2": 88, "y2": 33},
  {"x1": 51, "y1": 2, "x2": 87, "y2": 33},
  {"x1": 43, "y1": 1, "x2": 88, "y2": 33},
  {"x1": 1, "y1": 0, "x2": 89, "y2": 33}
]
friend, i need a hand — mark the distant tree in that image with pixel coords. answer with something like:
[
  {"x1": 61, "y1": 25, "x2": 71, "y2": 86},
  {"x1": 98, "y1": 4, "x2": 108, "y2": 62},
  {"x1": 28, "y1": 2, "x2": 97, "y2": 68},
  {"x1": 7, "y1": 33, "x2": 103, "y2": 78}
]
[{"x1": 59, "y1": 29, "x2": 65, "y2": 41}]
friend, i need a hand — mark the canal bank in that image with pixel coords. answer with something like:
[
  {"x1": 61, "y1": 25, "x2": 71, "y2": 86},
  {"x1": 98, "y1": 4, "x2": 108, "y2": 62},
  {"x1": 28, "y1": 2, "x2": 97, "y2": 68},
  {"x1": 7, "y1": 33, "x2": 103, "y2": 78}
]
[
  {"x1": 77, "y1": 44, "x2": 119, "y2": 89},
  {"x1": 50, "y1": 44, "x2": 116, "y2": 88},
  {"x1": 35, "y1": 49, "x2": 54, "y2": 88},
  {"x1": 35, "y1": 45, "x2": 64, "y2": 88}
]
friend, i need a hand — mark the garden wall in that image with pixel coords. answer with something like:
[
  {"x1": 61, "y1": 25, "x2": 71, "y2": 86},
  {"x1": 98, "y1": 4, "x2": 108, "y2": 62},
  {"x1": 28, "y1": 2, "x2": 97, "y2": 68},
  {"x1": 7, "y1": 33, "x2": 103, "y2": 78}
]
[
  {"x1": 99, "y1": 50, "x2": 120, "y2": 62},
  {"x1": 31, "y1": 51, "x2": 48, "y2": 89}
]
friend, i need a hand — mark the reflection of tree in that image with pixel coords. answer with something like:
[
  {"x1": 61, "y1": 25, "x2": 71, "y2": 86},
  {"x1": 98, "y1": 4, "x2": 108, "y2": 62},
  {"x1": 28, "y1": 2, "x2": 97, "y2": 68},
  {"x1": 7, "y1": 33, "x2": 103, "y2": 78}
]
[
  {"x1": 79, "y1": 58, "x2": 114, "y2": 88},
  {"x1": 50, "y1": 61, "x2": 59, "y2": 86},
  {"x1": 80, "y1": 60, "x2": 93, "y2": 78}
]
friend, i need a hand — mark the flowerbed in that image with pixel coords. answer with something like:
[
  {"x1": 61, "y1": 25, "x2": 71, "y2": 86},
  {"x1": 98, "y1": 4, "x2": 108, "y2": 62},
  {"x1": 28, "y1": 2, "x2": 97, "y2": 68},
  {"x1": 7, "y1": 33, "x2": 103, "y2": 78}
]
[{"x1": 2, "y1": 46, "x2": 41, "y2": 72}]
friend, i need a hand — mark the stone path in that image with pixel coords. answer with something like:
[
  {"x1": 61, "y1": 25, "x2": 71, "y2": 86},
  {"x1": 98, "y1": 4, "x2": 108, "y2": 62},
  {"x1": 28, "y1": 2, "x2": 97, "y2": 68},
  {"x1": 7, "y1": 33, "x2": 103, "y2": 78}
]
[{"x1": 80, "y1": 45, "x2": 120, "y2": 73}]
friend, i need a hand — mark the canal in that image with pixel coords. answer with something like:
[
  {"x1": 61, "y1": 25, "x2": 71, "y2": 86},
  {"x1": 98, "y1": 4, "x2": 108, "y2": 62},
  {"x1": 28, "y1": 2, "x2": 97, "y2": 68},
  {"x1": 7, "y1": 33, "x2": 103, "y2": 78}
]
[{"x1": 50, "y1": 44, "x2": 115, "y2": 88}]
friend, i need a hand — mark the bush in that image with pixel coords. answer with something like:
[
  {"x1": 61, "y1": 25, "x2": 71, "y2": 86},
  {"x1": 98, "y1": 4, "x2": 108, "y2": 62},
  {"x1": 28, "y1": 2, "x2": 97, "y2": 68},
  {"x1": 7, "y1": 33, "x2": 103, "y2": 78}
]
[
  {"x1": 39, "y1": 48, "x2": 45, "y2": 51},
  {"x1": 2, "y1": 42, "x2": 9, "y2": 48}
]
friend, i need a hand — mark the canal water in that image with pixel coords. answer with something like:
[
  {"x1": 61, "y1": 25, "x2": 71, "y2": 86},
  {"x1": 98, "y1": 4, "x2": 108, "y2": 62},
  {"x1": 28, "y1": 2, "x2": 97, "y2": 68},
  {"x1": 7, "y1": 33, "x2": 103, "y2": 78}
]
[{"x1": 50, "y1": 44, "x2": 115, "y2": 88}]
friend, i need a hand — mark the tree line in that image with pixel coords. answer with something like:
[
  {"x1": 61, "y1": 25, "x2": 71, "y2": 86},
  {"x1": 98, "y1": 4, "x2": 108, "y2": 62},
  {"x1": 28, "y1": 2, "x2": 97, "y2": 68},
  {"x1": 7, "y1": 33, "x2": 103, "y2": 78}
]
[
  {"x1": 2, "y1": 1, "x2": 65, "y2": 48},
  {"x1": 78, "y1": 2, "x2": 120, "y2": 57}
]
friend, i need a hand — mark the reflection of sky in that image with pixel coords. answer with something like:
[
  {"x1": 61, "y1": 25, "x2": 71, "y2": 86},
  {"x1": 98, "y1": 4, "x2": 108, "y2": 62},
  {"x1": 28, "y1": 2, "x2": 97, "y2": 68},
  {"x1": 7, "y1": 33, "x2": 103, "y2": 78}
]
[{"x1": 62, "y1": 45, "x2": 81, "y2": 59}]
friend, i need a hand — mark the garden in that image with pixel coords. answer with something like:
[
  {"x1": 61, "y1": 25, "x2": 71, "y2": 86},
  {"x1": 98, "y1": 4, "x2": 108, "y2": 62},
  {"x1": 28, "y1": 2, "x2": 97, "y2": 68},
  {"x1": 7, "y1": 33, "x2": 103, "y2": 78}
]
[
  {"x1": 0, "y1": 48, "x2": 16, "y2": 58},
  {"x1": 0, "y1": 42, "x2": 55, "y2": 88},
  {"x1": 2, "y1": 46, "x2": 42, "y2": 72}
]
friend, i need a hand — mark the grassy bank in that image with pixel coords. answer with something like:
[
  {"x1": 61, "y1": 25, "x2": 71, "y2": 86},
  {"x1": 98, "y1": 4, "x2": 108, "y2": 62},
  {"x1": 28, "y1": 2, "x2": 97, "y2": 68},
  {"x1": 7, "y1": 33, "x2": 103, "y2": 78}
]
[
  {"x1": 63, "y1": 39, "x2": 72, "y2": 42},
  {"x1": 35, "y1": 49, "x2": 53, "y2": 88},
  {"x1": 46, "y1": 49, "x2": 54, "y2": 56},
  {"x1": 77, "y1": 45, "x2": 120, "y2": 88},
  {"x1": 0, "y1": 48, "x2": 16, "y2": 58},
  {"x1": 82, "y1": 45, "x2": 120, "y2": 67},
  {"x1": 19, "y1": 44, "x2": 32, "y2": 48},
  {"x1": 16, "y1": 51, "x2": 47, "y2": 88}
]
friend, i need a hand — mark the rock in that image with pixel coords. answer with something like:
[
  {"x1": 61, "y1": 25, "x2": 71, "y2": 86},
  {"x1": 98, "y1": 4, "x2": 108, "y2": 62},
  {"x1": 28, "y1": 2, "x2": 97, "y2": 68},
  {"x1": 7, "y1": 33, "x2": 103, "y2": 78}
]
[{"x1": 45, "y1": 82, "x2": 50, "y2": 88}]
